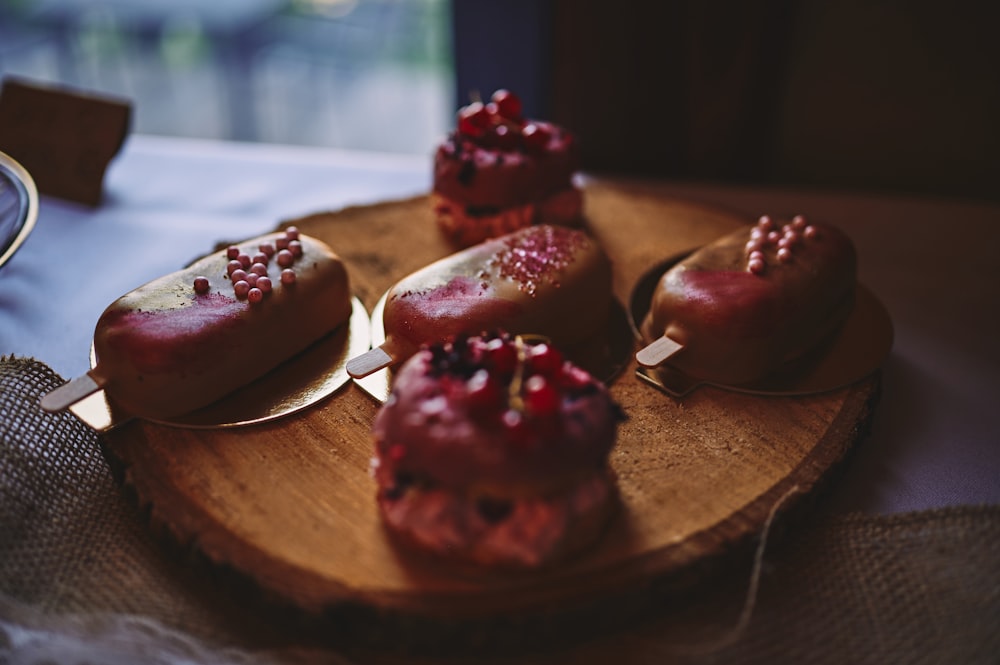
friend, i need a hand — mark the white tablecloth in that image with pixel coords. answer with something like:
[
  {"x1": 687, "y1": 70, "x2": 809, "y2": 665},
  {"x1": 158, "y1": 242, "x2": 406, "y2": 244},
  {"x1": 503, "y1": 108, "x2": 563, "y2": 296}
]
[{"x1": 2, "y1": 134, "x2": 997, "y2": 516}]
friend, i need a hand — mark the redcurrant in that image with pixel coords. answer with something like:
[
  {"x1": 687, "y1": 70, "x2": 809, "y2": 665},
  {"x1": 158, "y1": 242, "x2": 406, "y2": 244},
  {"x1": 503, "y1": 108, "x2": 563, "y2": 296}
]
[
  {"x1": 490, "y1": 89, "x2": 523, "y2": 121},
  {"x1": 466, "y1": 369, "x2": 502, "y2": 413},
  {"x1": 523, "y1": 374, "x2": 560, "y2": 416},
  {"x1": 528, "y1": 343, "x2": 563, "y2": 376},
  {"x1": 485, "y1": 337, "x2": 518, "y2": 375},
  {"x1": 521, "y1": 123, "x2": 551, "y2": 152},
  {"x1": 457, "y1": 102, "x2": 491, "y2": 137}
]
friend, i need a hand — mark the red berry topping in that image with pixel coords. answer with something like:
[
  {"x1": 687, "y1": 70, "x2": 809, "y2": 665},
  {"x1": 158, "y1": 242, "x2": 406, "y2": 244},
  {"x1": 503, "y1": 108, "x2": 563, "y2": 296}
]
[
  {"x1": 500, "y1": 408, "x2": 532, "y2": 445},
  {"x1": 457, "y1": 101, "x2": 491, "y2": 137},
  {"x1": 485, "y1": 336, "x2": 518, "y2": 375},
  {"x1": 485, "y1": 123, "x2": 520, "y2": 150},
  {"x1": 528, "y1": 343, "x2": 563, "y2": 376},
  {"x1": 521, "y1": 123, "x2": 551, "y2": 153},
  {"x1": 523, "y1": 374, "x2": 560, "y2": 416},
  {"x1": 466, "y1": 368, "x2": 502, "y2": 413},
  {"x1": 490, "y1": 89, "x2": 523, "y2": 121}
]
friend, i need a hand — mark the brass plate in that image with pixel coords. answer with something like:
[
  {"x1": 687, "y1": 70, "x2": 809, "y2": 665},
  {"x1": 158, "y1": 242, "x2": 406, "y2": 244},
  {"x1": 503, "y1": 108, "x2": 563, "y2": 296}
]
[
  {"x1": 0, "y1": 151, "x2": 38, "y2": 269},
  {"x1": 71, "y1": 297, "x2": 371, "y2": 431},
  {"x1": 353, "y1": 291, "x2": 635, "y2": 403},
  {"x1": 628, "y1": 255, "x2": 894, "y2": 397}
]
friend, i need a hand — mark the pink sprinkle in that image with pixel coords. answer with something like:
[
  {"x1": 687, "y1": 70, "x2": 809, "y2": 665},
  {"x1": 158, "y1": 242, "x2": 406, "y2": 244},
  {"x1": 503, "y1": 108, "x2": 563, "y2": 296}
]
[
  {"x1": 253, "y1": 252, "x2": 269, "y2": 265},
  {"x1": 756, "y1": 215, "x2": 773, "y2": 231},
  {"x1": 193, "y1": 276, "x2": 210, "y2": 294},
  {"x1": 250, "y1": 262, "x2": 268, "y2": 276},
  {"x1": 257, "y1": 276, "x2": 272, "y2": 293},
  {"x1": 490, "y1": 225, "x2": 585, "y2": 296},
  {"x1": 280, "y1": 269, "x2": 296, "y2": 285},
  {"x1": 288, "y1": 240, "x2": 303, "y2": 257},
  {"x1": 259, "y1": 242, "x2": 275, "y2": 257},
  {"x1": 778, "y1": 232, "x2": 798, "y2": 249},
  {"x1": 749, "y1": 250, "x2": 765, "y2": 262},
  {"x1": 276, "y1": 237, "x2": 290, "y2": 250},
  {"x1": 284, "y1": 226, "x2": 300, "y2": 240},
  {"x1": 778, "y1": 247, "x2": 793, "y2": 263},
  {"x1": 277, "y1": 249, "x2": 295, "y2": 268},
  {"x1": 750, "y1": 227, "x2": 765, "y2": 241},
  {"x1": 233, "y1": 280, "x2": 251, "y2": 298},
  {"x1": 748, "y1": 258, "x2": 766, "y2": 275},
  {"x1": 227, "y1": 260, "x2": 242, "y2": 276},
  {"x1": 237, "y1": 253, "x2": 251, "y2": 269},
  {"x1": 792, "y1": 215, "x2": 807, "y2": 230},
  {"x1": 226, "y1": 246, "x2": 240, "y2": 260},
  {"x1": 745, "y1": 239, "x2": 763, "y2": 254},
  {"x1": 767, "y1": 230, "x2": 781, "y2": 243},
  {"x1": 245, "y1": 272, "x2": 259, "y2": 286},
  {"x1": 230, "y1": 268, "x2": 248, "y2": 283},
  {"x1": 804, "y1": 225, "x2": 819, "y2": 239},
  {"x1": 248, "y1": 287, "x2": 263, "y2": 303}
]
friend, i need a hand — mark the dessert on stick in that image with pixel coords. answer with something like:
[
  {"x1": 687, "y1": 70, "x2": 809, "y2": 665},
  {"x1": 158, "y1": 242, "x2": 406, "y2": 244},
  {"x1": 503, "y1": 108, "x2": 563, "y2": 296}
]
[
  {"x1": 371, "y1": 331, "x2": 625, "y2": 568},
  {"x1": 433, "y1": 89, "x2": 583, "y2": 247},
  {"x1": 637, "y1": 215, "x2": 857, "y2": 386},
  {"x1": 346, "y1": 224, "x2": 612, "y2": 379},
  {"x1": 41, "y1": 227, "x2": 353, "y2": 420}
]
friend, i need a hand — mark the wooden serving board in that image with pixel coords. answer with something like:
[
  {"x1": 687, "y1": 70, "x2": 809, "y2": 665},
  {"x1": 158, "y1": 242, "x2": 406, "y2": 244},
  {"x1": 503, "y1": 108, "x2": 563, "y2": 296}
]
[{"x1": 99, "y1": 180, "x2": 880, "y2": 630}]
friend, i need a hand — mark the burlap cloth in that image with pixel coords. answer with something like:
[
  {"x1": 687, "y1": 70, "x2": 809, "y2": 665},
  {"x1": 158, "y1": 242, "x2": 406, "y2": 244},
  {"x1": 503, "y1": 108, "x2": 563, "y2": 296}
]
[{"x1": 2, "y1": 355, "x2": 998, "y2": 664}]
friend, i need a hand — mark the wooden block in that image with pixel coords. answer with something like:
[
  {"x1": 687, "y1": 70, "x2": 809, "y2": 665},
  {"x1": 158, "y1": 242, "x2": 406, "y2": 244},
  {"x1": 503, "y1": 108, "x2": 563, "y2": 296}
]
[{"x1": 0, "y1": 77, "x2": 131, "y2": 207}]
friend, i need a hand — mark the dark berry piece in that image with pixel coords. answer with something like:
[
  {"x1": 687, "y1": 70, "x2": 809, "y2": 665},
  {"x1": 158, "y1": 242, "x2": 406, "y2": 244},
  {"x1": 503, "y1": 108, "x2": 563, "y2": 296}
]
[{"x1": 476, "y1": 496, "x2": 514, "y2": 523}]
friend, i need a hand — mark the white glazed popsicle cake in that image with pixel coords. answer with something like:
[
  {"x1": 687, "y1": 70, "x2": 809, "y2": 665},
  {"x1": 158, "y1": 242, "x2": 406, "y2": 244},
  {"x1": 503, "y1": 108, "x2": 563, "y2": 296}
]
[
  {"x1": 639, "y1": 215, "x2": 857, "y2": 386},
  {"x1": 68, "y1": 227, "x2": 352, "y2": 420}
]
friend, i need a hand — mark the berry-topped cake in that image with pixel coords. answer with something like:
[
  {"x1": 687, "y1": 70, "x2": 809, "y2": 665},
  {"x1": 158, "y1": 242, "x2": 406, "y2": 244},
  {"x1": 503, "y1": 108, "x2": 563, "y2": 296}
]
[
  {"x1": 371, "y1": 331, "x2": 625, "y2": 568},
  {"x1": 432, "y1": 89, "x2": 583, "y2": 248}
]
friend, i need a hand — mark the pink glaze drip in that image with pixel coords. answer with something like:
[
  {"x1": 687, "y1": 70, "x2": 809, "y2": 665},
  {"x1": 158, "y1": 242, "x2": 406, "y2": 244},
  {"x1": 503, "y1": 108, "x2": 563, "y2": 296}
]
[
  {"x1": 679, "y1": 270, "x2": 785, "y2": 337},
  {"x1": 488, "y1": 225, "x2": 587, "y2": 296},
  {"x1": 387, "y1": 276, "x2": 520, "y2": 347},
  {"x1": 99, "y1": 293, "x2": 245, "y2": 374}
]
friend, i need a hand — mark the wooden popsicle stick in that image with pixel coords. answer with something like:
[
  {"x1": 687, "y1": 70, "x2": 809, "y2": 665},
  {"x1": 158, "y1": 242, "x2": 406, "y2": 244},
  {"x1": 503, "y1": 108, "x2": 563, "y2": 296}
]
[
  {"x1": 635, "y1": 335, "x2": 684, "y2": 368},
  {"x1": 346, "y1": 345, "x2": 395, "y2": 379},
  {"x1": 39, "y1": 371, "x2": 107, "y2": 412}
]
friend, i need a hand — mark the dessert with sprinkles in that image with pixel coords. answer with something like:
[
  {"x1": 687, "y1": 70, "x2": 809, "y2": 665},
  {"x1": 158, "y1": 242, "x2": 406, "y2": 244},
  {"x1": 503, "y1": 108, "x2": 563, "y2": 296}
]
[
  {"x1": 371, "y1": 331, "x2": 625, "y2": 568},
  {"x1": 42, "y1": 227, "x2": 352, "y2": 420},
  {"x1": 432, "y1": 89, "x2": 583, "y2": 248},
  {"x1": 637, "y1": 215, "x2": 858, "y2": 386},
  {"x1": 346, "y1": 224, "x2": 611, "y2": 379}
]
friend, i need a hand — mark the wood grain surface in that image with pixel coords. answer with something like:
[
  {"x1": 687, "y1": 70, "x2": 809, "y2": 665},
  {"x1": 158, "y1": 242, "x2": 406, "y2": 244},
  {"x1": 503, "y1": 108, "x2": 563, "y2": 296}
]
[{"x1": 99, "y1": 180, "x2": 879, "y2": 626}]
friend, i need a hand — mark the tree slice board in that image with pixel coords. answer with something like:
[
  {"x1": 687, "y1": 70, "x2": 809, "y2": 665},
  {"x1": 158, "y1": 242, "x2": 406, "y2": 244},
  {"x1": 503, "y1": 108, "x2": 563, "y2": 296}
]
[{"x1": 98, "y1": 180, "x2": 880, "y2": 627}]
